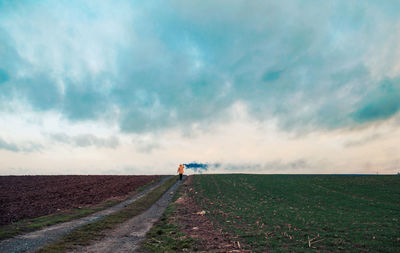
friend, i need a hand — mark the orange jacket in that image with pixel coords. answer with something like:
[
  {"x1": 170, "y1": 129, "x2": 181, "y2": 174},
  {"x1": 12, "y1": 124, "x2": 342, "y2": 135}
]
[{"x1": 178, "y1": 164, "x2": 184, "y2": 174}]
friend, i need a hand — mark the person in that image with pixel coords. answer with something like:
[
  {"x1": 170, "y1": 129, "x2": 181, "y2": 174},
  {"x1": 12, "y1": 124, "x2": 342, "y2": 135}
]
[{"x1": 177, "y1": 164, "x2": 184, "y2": 180}]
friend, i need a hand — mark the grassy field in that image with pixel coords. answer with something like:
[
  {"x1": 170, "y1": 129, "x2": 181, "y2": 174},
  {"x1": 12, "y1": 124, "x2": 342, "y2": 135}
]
[{"x1": 190, "y1": 174, "x2": 399, "y2": 252}]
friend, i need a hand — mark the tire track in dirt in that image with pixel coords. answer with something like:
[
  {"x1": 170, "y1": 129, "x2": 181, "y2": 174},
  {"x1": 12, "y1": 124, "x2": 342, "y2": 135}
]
[
  {"x1": 70, "y1": 176, "x2": 186, "y2": 253},
  {"x1": 0, "y1": 176, "x2": 172, "y2": 253}
]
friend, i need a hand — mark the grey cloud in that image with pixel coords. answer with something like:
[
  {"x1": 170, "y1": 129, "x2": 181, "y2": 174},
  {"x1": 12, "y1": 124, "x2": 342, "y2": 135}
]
[
  {"x1": 211, "y1": 159, "x2": 309, "y2": 173},
  {"x1": 50, "y1": 133, "x2": 119, "y2": 148},
  {"x1": 2, "y1": 167, "x2": 36, "y2": 175},
  {"x1": 0, "y1": 69, "x2": 9, "y2": 84},
  {"x1": 0, "y1": 137, "x2": 42, "y2": 152},
  {"x1": 0, "y1": 137, "x2": 19, "y2": 152},
  {"x1": 1, "y1": 1, "x2": 400, "y2": 134},
  {"x1": 344, "y1": 133, "x2": 383, "y2": 148},
  {"x1": 352, "y1": 78, "x2": 400, "y2": 124},
  {"x1": 262, "y1": 70, "x2": 283, "y2": 83}
]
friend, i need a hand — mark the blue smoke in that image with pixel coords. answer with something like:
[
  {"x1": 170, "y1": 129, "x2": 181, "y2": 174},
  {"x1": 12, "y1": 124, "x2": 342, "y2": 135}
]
[{"x1": 183, "y1": 162, "x2": 209, "y2": 174}]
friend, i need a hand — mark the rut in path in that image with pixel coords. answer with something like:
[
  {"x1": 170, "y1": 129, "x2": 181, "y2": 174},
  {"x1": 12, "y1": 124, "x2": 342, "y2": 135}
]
[
  {"x1": 0, "y1": 176, "x2": 172, "y2": 253},
  {"x1": 71, "y1": 176, "x2": 186, "y2": 253}
]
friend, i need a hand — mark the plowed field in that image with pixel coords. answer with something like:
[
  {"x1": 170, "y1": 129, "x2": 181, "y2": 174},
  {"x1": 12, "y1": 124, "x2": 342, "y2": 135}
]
[{"x1": 0, "y1": 175, "x2": 162, "y2": 225}]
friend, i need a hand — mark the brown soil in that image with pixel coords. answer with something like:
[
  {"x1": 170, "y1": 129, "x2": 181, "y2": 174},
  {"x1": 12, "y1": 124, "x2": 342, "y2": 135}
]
[
  {"x1": 174, "y1": 176, "x2": 250, "y2": 252},
  {"x1": 0, "y1": 175, "x2": 162, "y2": 225}
]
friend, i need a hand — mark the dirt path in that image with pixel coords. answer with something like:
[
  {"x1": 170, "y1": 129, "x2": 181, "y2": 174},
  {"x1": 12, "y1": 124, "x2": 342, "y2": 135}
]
[
  {"x1": 0, "y1": 176, "x2": 172, "y2": 253},
  {"x1": 71, "y1": 176, "x2": 186, "y2": 253}
]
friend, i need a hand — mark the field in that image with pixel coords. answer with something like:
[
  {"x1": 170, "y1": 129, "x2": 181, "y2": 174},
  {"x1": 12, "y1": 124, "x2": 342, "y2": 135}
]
[
  {"x1": 2, "y1": 174, "x2": 399, "y2": 252},
  {"x1": 0, "y1": 175, "x2": 161, "y2": 225},
  {"x1": 194, "y1": 175, "x2": 400, "y2": 252},
  {"x1": 143, "y1": 174, "x2": 400, "y2": 252}
]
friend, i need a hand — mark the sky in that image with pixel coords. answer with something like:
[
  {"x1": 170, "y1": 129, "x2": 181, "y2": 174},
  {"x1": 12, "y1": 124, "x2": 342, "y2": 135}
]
[{"x1": 0, "y1": 0, "x2": 399, "y2": 175}]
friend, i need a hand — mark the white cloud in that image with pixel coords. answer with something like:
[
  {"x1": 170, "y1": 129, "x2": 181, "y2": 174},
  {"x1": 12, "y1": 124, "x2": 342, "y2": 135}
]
[{"x1": 1, "y1": 103, "x2": 399, "y2": 175}]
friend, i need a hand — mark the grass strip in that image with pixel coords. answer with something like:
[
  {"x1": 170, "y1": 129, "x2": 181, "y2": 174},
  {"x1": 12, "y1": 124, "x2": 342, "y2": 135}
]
[
  {"x1": 140, "y1": 183, "x2": 196, "y2": 252},
  {"x1": 0, "y1": 178, "x2": 161, "y2": 241},
  {"x1": 37, "y1": 176, "x2": 178, "y2": 253}
]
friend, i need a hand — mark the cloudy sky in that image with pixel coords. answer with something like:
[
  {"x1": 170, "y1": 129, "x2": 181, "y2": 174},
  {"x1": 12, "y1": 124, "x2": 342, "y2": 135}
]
[{"x1": 1, "y1": 0, "x2": 399, "y2": 175}]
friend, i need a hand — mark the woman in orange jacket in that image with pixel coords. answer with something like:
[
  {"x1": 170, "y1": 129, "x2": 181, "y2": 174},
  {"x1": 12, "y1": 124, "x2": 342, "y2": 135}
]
[{"x1": 177, "y1": 164, "x2": 184, "y2": 180}]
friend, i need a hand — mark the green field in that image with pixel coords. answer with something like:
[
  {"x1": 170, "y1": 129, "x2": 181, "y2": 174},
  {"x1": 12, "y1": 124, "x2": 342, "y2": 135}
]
[{"x1": 192, "y1": 174, "x2": 399, "y2": 252}]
